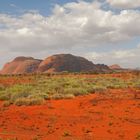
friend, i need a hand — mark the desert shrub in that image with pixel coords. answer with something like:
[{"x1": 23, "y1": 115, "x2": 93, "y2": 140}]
[
  {"x1": 0, "y1": 92, "x2": 11, "y2": 100},
  {"x1": 131, "y1": 79, "x2": 140, "y2": 89},
  {"x1": 92, "y1": 85, "x2": 107, "y2": 93},
  {"x1": 62, "y1": 87, "x2": 86, "y2": 96},
  {"x1": 51, "y1": 93, "x2": 74, "y2": 99},
  {"x1": 51, "y1": 94, "x2": 64, "y2": 100},
  {"x1": 63, "y1": 94, "x2": 75, "y2": 99},
  {"x1": 14, "y1": 97, "x2": 44, "y2": 106},
  {"x1": 3, "y1": 101, "x2": 12, "y2": 107},
  {"x1": 1, "y1": 73, "x2": 140, "y2": 106},
  {"x1": 106, "y1": 84, "x2": 127, "y2": 89},
  {"x1": 10, "y1": 92, "x2": 32, "y2": 102},
  {"x1": 28, "y1": 93, "x2": 50, "y2": 100},
  {"x1": 94, "y1": 77, "x2": 127, "y2": 89},
  {"x1": 134, "y1": 84, "x2": 140, "y2": 89},
  {"x1": 0, "y1": 84, "x2": 5, "y2": 91},
  {"x1": 73, "y1": 88, "x2": 88, "y2": 96}
]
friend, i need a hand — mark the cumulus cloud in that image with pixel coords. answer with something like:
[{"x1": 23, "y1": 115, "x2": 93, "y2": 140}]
[
  {"x1": 0, "y1": 0, "x2": 140, "y2": 68},
  {"x1": 107, "y1": 0, "x2": 140, "y2": 9},
  {"x1": 86, "y1": 46, "x2": 140, "y2": 68},
  {"x1": 0, "y1": 2, "x2": 140, "y2": 50}
]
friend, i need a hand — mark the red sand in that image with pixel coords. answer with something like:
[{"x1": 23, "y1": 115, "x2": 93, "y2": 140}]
[
  {"x1": 0, "y1": 89, "x2": 140, "y2": 140},
  {"x1": 0, "y1": 76, "x2": 34, "y2": 86}
]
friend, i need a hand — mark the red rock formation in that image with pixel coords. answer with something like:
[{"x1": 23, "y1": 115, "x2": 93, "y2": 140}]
[
  {"x1": 0, "y1": 57, "x2": 42, "y2": 74},
  {"x1": 0, "y1": 54, "x2": 111, "y2": 74},
  {"x1": 109, "y1": 64, "x2": 122, "y2": 70},
  {"x1": 37, "y1": 54, "x2": 99, "y2": 73}
]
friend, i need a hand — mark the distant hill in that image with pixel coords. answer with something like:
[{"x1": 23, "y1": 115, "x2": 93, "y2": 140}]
[
  {"x1": 0, "y1": 54, "x2": 111, "y2": 74},
  {"x1": 135, "y1": 67, "x2": 140, "y2": 70},
  {"x1": 109, "y1": 64, "x2": 122, "y2": 70},
  {"x1": 0, "y1": 57, "x2": 42, "y2": 74}
]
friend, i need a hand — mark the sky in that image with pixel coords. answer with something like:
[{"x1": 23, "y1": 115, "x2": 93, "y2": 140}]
[{"x1": 0, "y1": 0, "x2": 140, "y2": 69}]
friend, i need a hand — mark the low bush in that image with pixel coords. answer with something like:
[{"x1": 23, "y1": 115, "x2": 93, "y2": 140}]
[
  {"x1": 3, "y1": 101, "x2": 12, "y2": 107},
  {"x1": 0, "y1": 73, "x2": 140, "y2": 106},
  {"x1": 0, "y1": 92, "x2": 11, "y2": 100},
  {"x1": 14, "y1": 97, "x2": 44, "y2": 106}
]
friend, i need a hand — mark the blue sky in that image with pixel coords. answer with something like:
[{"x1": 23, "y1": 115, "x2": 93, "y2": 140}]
[
  {"x1": 0, "y1": 0, "x2": 140, "y2": 68},
  {"x1": 0, "y1": 0, "x2": 78, "y2": 15}
]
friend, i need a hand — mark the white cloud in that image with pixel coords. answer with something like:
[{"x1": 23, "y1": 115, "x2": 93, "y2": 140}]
[
  {"x1": 137, "y1": 43, "x2": 140, "y2": 48},
  {"x1": 0, "y1": 0, "x2": 140, "y2": 68},
  {"x1": 113, "y1": 50, "x2": 135, "y2": 58},
  {"x1": 86, "y1": 46, "x2": 140, "y2": 68},
  {"x1": 17, "y1": 27, "x2": 33, "y2": 35},
  {"x1": 107, "y1": 0, "x2": 140, "y2": 9},
  {"x1": 0, "y1": 2, "x2": 140, "y2": 50},
  {"x1": 9, "y1": 4, "x2": 17, "y2": 8}
]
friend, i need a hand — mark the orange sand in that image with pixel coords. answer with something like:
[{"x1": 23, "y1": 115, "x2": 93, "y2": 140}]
[{"x1": 0, "y1": 89, "x2": 140, "y2": 140}]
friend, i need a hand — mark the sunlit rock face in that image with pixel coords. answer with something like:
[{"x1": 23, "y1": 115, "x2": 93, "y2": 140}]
[{"x1": 0, "y1": 57, "x2": 42, "y2": 74}]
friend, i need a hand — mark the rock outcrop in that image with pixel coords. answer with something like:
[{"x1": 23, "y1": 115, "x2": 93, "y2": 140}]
[
  {"x1": 0, "y1": 54, "x2": 111, "y2": 74},
  {"x1": 109, "y1": 64, "x2": 122, "y2": 70},
  {"x1": 0, "y1": 57, "x2": 42, "y2": 74},
  {"x1": 37, "y1": 54, "x2": 100, "y2": 73}
]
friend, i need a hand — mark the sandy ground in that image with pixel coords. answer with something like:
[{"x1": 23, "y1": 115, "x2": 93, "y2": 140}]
[{"x1": 0, "y1": 89, "x2": 140, "y2": 140}]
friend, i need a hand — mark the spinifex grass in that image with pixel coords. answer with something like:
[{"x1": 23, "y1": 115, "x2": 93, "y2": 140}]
[{"x1": 0, "y1": 73, "x2": 140, "y2": 106}]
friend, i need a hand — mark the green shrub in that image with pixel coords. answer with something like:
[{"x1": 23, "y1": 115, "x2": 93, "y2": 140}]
[
  {"x1": 51, "y1": 93, "x2": 75, "y2": 100},
  {"x1": 11, "y1": 92, "x2": 31, "y2": 102},
  {"x1": 3, "y1": 101, "x2": 12, "y2": 107},
  {"x1": 63, "y1": 94, "x2": 75, "y2": 99},
  {"x1": 0, "y1": 84, "x2": 5, "y2": 91},
  {"x1": 51, "y1": 94, "x2": 65, "y2": 100},
  {"x1": 14, "y1": 97, "x2": 44, "y2": 106},
  {"x1": 0, "y1": 74, "x2": 139, "y2": 106},
  {"x1": 0, "y1": 93, "x2": 11, "y2": 100}
]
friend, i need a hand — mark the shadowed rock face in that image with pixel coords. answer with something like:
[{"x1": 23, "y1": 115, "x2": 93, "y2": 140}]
[
  {"x1": 96, "y1": 64, "x2": 112, "y2": 72},
  {"x1": 0, "y1": 54, "x2": 111, "y2": 74},
  {"x1": 0, "y1": 57, "x2": 42, "y2": 74},
  {"x1": 37, "y1": 54, "x2": 111, "y2": 73},
  {"x1": 37, "y1": 54, "x2": 99, "y2": 73}
]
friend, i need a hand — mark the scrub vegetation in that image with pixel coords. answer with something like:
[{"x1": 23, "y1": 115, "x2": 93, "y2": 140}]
[{"x1": 0, "y1": 72, "x2": 140, "y2": 106}]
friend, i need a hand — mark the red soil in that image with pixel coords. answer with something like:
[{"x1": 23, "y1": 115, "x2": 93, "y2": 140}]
[
  {"x1": 0, "y1": 89, "x2": 140, "y2": 140},
  {"x1": 0, "y1": 76, "x2": 34, "y2": 86}
]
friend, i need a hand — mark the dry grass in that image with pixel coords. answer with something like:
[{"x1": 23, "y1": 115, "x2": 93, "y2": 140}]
[{"x1": 0, "y1": 72, "x2": 140, "y2": 106}]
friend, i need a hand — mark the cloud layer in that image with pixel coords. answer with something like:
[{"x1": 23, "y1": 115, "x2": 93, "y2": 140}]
[
  {"x1": 86, "y1": 45, "x2": 140, "y2": 68},
  {"x1": 0, "y1": 0, "x2": 140, "y2": 68},
  {"x1": 107, "y1": 0, "x2": 140, "y2": 9}
]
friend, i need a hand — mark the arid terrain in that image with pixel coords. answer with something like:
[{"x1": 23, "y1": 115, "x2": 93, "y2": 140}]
[
  {"x1": 0, "y1": 0, "x2": 140, "y2": 139},
  {"x1": 0, "y1": 72, "x2": 140, "y2": 140}
]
